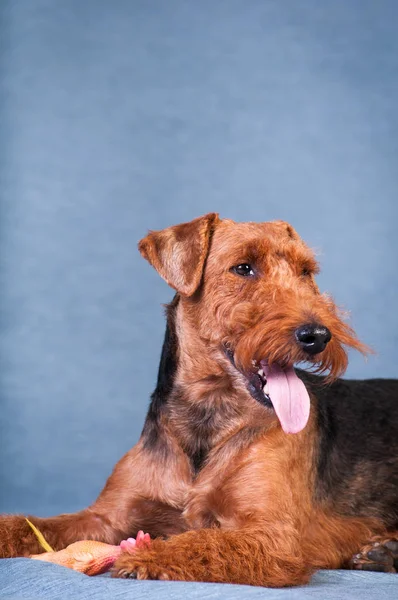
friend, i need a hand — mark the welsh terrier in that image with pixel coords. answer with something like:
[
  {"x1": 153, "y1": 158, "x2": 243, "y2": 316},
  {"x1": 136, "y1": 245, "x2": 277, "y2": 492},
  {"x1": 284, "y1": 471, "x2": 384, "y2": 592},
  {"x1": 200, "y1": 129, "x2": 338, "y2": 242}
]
[{"x1": 1, "y1": 214, "x2": 397, "y2": 586}]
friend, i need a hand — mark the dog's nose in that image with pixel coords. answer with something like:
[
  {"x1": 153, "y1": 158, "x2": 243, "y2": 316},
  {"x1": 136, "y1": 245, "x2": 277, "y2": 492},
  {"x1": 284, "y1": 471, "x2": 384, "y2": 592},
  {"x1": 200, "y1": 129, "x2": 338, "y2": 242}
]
[{"x1": 295, "y1": 324, "x2": 331, "y2": 355}]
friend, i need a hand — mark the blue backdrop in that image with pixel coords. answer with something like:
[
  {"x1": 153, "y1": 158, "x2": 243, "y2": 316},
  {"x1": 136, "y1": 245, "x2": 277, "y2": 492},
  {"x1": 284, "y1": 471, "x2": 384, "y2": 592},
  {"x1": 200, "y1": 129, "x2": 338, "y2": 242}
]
[{"x1": 1, "y1": 0, "x2": 397, "y2": 516}]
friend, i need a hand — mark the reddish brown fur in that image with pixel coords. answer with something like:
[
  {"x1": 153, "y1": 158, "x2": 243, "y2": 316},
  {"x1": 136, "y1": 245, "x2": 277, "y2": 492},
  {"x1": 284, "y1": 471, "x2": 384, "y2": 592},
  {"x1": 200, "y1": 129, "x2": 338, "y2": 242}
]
[{"x1": 0, "y1": 214, "x2": 390, "y2": 587}]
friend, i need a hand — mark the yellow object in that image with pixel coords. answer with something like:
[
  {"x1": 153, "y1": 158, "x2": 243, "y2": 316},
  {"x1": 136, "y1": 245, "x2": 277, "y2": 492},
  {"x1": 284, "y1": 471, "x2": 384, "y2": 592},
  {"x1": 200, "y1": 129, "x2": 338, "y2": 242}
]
[{"x1": 26, "y1": 518, "x2": 54, "y2": 552}]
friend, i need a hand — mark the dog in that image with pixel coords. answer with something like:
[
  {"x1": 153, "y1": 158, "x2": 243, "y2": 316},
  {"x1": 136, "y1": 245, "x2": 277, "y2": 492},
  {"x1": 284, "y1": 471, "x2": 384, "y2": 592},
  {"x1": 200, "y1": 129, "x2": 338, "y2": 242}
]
[{"x1": 1, "y1": 214, "x2": 397, "y2": 586}]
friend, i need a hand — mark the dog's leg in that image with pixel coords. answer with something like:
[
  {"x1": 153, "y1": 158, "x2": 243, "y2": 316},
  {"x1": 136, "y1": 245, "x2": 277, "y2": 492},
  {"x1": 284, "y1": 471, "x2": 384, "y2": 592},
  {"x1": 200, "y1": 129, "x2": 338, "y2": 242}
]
[
  {"x1": 113, "y1": 525, "x2": 312, "y2": 586},
  {"x1": 112, "y1": 496, "x2": 388, "y2": 585},
  {"x1": 0, "y1": 438, "x2": 191, "y2": 557}
]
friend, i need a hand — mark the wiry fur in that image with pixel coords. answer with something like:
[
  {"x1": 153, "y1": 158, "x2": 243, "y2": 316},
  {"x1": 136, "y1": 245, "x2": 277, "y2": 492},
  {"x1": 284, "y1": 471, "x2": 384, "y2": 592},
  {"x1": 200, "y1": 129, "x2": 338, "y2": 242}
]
[{"x1": 0, "y1": 214, "x2": 397, "y2": 587}]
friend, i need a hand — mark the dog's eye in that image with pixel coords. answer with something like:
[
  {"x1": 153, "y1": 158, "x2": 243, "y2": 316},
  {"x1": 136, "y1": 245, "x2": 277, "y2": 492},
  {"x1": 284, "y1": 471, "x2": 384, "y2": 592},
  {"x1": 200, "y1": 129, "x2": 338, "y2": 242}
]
[
  {"x1": 301, "y1": 268, "x2": 312, "y2": 277},
  {"x1": 231, "y1": 264, "x2": 255, "y2": 277}
]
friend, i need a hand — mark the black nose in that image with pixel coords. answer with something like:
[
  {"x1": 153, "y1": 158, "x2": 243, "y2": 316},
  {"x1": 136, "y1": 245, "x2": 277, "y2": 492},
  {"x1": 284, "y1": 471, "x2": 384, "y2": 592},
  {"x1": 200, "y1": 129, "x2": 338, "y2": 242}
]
[{"x1": 295, "y1": 323, "x2": 331, "y2": 355}]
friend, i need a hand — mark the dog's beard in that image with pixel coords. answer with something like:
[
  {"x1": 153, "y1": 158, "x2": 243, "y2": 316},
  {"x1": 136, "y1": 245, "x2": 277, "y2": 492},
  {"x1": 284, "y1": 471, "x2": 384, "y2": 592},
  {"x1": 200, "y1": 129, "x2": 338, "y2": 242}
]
[
  {"x1": 221, "y1": 300, "x2": 368, "y2": 434},
  {"x1": 232, "y1": 321, "x2": 366, "y2": 381},
  {"x1": 223, "y1": 294, "x2": 368, "y2": 381}
]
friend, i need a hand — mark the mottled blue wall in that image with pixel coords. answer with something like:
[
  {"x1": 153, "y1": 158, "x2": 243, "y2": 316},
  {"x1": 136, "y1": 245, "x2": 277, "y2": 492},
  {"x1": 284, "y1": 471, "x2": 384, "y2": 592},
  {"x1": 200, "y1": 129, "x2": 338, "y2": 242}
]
[{"x1": 1, "y1": 0, "x2": 397, "y2": 515}]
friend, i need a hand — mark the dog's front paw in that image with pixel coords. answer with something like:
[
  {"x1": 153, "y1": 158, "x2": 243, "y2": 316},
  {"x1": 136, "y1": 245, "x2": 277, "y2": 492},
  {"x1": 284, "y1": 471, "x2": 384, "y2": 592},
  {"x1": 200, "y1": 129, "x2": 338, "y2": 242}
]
[{"x1": 113, "y1": 552, "x2": 171, "y2": 580}]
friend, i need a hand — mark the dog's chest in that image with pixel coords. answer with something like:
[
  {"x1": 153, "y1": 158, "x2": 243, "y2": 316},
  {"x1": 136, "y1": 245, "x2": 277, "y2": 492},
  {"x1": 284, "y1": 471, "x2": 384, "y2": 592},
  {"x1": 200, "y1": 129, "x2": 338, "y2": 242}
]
[
  {"x1": 168, "y1": 390, "x2": 267, "y2": 477},
  {"x1": 168, "y1": 396, "x2": 247, "y2": 473}
]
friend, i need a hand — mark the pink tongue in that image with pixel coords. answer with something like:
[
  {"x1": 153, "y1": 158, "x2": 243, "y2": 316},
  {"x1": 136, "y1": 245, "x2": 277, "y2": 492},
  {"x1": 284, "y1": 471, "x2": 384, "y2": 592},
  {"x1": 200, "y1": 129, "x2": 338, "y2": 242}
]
[{"x1": 261, "y1": 363, "x2": 310, "y2": 434}]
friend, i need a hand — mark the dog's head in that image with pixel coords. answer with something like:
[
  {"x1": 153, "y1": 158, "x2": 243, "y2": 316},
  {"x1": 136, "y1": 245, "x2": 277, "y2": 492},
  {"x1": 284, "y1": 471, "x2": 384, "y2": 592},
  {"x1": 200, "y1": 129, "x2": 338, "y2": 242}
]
[{"x1": 139, "y1": 214, "x2": 368, "y2": 433}]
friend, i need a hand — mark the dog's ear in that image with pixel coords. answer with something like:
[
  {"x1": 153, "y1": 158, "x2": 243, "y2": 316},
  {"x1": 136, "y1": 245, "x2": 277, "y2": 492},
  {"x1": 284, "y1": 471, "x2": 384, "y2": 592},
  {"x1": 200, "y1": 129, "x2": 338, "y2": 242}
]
[{"x1": 138, "y1": 213, "x2": 220, "y2": 296}]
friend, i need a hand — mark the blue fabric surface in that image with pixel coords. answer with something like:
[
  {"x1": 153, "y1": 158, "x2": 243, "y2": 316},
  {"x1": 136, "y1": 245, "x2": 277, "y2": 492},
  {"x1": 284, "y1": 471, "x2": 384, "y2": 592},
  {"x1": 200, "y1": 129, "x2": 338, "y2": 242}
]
[{"x1": 0, "y1": 560, "x2": 396, "y2": 600}]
